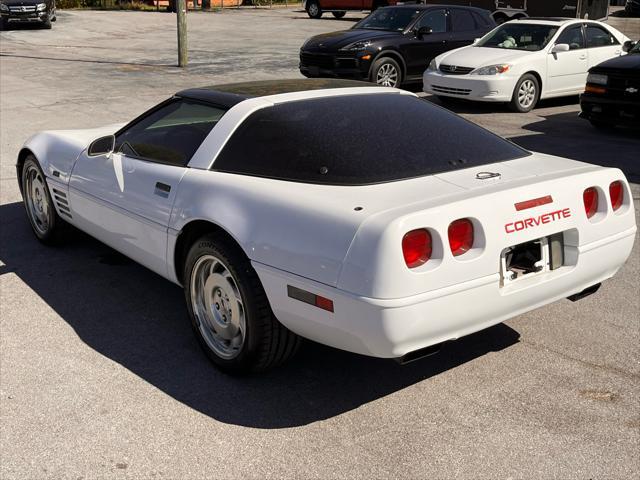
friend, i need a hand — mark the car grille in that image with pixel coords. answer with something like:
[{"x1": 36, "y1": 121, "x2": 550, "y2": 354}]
[
  {"x1": 605, "y1": 73, "x2": 640, "y2": 100},
  {"x1": 431, "y1": 85, "x2": 472, "y2": 96},
  {"x1": 300, "y1": 52, "x2": 336, "y2": 69},
  {"x1": 439, "y1": 65, "x2": 474, "y2": 75},
  {"x1": 9, "y1": 5, "x2": 37, "y2": 12}
]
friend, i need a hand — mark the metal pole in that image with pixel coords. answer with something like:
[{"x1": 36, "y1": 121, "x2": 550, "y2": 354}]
[{"x1": 176, "y1": 0, "x2": 188, "y2": 67}]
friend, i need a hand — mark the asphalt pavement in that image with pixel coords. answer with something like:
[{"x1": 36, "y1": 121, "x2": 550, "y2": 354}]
[{"x1": 1, "y1": 7, "x2": 639, "y2": 479}]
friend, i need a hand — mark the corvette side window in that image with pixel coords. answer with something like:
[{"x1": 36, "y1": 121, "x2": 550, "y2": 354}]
[
  {"x1": 585, "y1": 25, "x2": 619, "y2": 48},
  {"x1": 556, "y1": 26, "x2": 585, "y2": 50},
  {"x1": 115, "y1": 99, "x2": 226, "y2": 167},
  {"x1": 415, "y1": 10, "x2": 447, "y2": 33}
]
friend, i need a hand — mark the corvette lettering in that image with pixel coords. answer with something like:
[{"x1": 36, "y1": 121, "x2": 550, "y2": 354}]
[{"x1": 505, "y1": 208, "x2": 571, "y2": 234}]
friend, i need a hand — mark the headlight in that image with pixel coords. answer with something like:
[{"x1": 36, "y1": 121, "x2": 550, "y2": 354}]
[
  {"x1": 427, "y1": 59, "x2": 437, "y2": 71},
  {"x1": 0, "y1": 3, "x2": 9, "y2": 11},
  {"x1": 587, "y1": 73, "x2": 608, "y2": 86},
  {"x1": 471, "y1": 64, "x2": 512, "y2": 75},
  {"x1": 36, "y1": 3, "x2": 47, "y2": 11},
  {"x1": 340, "y1": 41, "x2": 372, "y2": 52}
]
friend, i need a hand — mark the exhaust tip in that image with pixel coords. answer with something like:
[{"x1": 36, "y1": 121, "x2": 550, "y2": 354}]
[{"x1": 396, "y1": 343, "x2": 443, "y2": 365}]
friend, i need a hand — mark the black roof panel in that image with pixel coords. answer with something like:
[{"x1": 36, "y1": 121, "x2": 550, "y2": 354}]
[{"x1": 176, "y1": 79, "x2": 372, "y2": 107}]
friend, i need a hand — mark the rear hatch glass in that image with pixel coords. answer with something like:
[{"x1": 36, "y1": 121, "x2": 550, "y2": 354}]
[{"x1": 213, "y1": 93, "x2": 530, "y2": 185}]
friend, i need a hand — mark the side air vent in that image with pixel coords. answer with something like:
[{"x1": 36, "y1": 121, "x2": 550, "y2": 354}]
[{"x1": 52, "y1": 188, "x2": 72, "y2": 219}]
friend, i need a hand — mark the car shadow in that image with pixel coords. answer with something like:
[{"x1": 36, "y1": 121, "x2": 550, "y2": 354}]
[
  {"x1": 508, "y1": 112, "x2": 640, "y2": 183},
  {"x1": 0, "y1": 200, "x2": 521, "y2": 429},
  {"x1": 424, "y1": 94, "x2": 582, "y2": 115}
]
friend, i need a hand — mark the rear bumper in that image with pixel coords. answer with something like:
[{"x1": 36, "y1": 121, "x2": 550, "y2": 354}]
[
  {"x1": 423, "y1": 70, "x2": 517, "y2": 102},
  {"x1": 580, "y1": 94, "x2": 640, "y2": 126},
  {"x1": 255, "y1": 225, "x2": 636, "y2": 358}
]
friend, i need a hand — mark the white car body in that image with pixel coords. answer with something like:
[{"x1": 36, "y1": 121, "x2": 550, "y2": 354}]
[
  {"x1": 17, "y1": 81, "x2": 636, "y2": 362},
  {"x1": 423, "y1": 19, "x2": 629, "y2": 104}
]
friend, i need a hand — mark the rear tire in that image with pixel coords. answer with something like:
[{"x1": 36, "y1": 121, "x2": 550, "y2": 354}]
[
  {"x1": 184, "y1": 234, "x2": 300, "y2": 374},
  {"x1": 509, "y1": 73, "x2": 539, "y2": 113},
  {"x1": 371, "y1": 56, "x2": 402, "y2": 88},
  {"x1": 21, "y1": 156, "x2": 68, "y2": 245},
  {"x1": 332, "y1": 11, "x2": 346, "y2": 19},
  {"x1": 306, "y1": 1, "x2": 322, "y2": 19}
]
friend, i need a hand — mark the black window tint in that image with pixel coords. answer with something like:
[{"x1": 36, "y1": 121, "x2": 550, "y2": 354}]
[
  {"x1": 415, "y1": 9, "x2": 447, "y2": 33},
  {"x1": 213, "y1": 95, "x2": 529, "y2": 186},
  {"x1": 115, "y1": 99, "x2": 226, "y2": 167},
  {"x1": 471, "y1": 11, "x2": 490, "y2": 27},
  {"x1": 585, "y1": 25, "x2": 618, "y2": 48},
  {"x1": 556, "y1": 25, "x2": 585, "y2": 50},
  {"x1": 451, "y1": 9, "x2": 476, "y2": 32}
]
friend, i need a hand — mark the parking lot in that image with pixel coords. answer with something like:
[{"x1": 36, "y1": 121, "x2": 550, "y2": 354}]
[{"x1": 1, "y1": 7, "x2": 639, "y2": 479}]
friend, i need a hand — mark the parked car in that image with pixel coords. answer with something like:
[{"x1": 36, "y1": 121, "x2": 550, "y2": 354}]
[
  {"x1": 0, "y1": 0, "x2": 56, "y2": 29},
  {"x1": 423, "y1": 19, "x2": 629, "y2": 112},
  {"x1": 580, "y1": 40, "x2": 640, "y2": 128},
  {"x1": 303, "y1": 0, "x2": 398, "y2": 19},
  {"x1": 16, "y1": 79, "x2": 636, "y2": 373},
  {"x1": 300, "y1": 5, "x2": 494, "y2": 87},
  {"x1": 626, "y1": 0, "x2": 640, "y2": 17}
]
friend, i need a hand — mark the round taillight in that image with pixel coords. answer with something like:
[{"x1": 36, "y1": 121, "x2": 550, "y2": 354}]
[
  {"x1": 402, "y1": 229, "x2": 432, "y2": 269},
  {"x1": 448, "y1": 218, "x2": 474, "y2": 257},
  {"x1": 583, "y1": 187, "x2": 598, "y2": 219},
  {"x1": 609, "y1": 181, "x2": 623, "y2": 211}
]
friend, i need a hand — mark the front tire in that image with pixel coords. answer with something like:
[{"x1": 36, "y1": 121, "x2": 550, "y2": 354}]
[
  {"x1": 371, "y1": 56, "x2": 402, "y2": 88},
  {"x1": 21, "y1": 156, "x2": 67, "y2": 244},
  {"x1": 184, "y1": 234, "x2": 300, "y2": 374},
  {"x1": 306, "y1": 1, "x2": 322, "y2": 19},
  {"x1": 509, "y1": 74, "x2": 539, "y2": 113},
  {"x1": 332, "y1": 11, "x2": 346, "y2": 19}
]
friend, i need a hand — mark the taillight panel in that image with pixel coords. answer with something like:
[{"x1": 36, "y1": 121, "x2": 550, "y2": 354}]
[
  {"x1": 583, "y1": 187, "x2": 599, "y2": 219},
  {"x1": 448, "y1": 218, "x2": 474, "y2": 257},
  {"x1": 402, "y1": 229, "x2": 432, "y2": 269},
  {"x1": 609, "y1": 181, "x2": 624, "y2": 211}
]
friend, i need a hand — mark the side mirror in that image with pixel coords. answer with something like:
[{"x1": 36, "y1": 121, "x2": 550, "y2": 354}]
[
  {"x1": 415, "y1": 26, "x2": 433, "y2": 38},
  {"x1": 623, "y1": 40, "x2": 637, "y2": 53},
  {"x1": 551, "y1": 43, "x2": 570, "y2": 53},
  {"x1": 473, "y1": 38, "x2": 481, "y2": 44},
  {"x1": 88, "y1": 135, "x2": 115, "y2": 156}
]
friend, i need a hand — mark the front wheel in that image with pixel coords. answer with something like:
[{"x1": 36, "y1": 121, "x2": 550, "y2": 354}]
[
  {"x1": 509, "y1": 74, "x2": 539, "y2": 113},
  {"x1": 184, "y1": 234, "x2": 300, "y2": 374},
  {"x1": 306, "y1": 1, "x2": 322, "y2": 19},
  {"x1": 371, "y1": 57, "x2": 402, "y2": 88},
  {"x1": 332, "y1": 11, "x2": 346, "y2": 19},
  {"x1": 21, "y1": 156, "x2": 67, "y2": 244}
]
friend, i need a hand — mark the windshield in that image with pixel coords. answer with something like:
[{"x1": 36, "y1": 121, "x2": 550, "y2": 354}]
[
  {"x1": 353, "y1": 8, "x2": 421, "y2": 32},
  {"x1": 477, "y1": 24, "x2": 559, "y2": 51}
]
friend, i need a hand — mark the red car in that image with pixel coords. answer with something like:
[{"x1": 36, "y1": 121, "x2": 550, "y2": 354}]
[{"x1": 303, "y1": 0, "x2": 399, "y2": 19}]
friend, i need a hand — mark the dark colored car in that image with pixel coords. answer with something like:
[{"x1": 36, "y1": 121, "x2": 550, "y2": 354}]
[
  {"x1": 299, "y1": 5, "x2": 494, "y2": 87},
  {"x1": 580, "y1": 40, "x2": 640, "y2": 128},
  {"x1": 0, "y1": 0, "x2": 56, "y2": 29},
  {"x1": 626, "y1": 0, "x2": 640, "y2": 17}
]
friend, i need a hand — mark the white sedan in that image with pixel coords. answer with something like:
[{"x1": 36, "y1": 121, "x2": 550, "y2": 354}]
[
  {"x1": 423, "y1": 19, "x2": 630, "y2": 112},
  {"x1": 17, "y1": 80, "x2": 636, "y2": 373}
]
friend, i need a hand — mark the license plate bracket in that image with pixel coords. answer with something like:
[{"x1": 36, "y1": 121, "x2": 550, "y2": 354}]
[{"x1": 501, "y1": 236, "x2": 554, "y2": 286}]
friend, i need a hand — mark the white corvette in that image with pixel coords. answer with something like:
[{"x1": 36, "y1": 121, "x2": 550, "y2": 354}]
[
  {"x1": 423, "y1": 19, "x2": 630, "y2": 112},
  {"x1": 17, "y1": 80, "x2": 636, "y2": 373}
]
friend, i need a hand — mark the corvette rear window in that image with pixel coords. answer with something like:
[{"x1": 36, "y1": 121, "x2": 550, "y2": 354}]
[{"x1": 213, "y1": 94, "x2": 530, "y2": 185}]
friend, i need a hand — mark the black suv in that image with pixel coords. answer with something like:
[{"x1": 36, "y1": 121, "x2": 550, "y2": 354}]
[
  {"x1": 299, "y1": 5, "x2": 494, "y2": 87},
  {"x1": 580, "y1": 40, "x2": 640, "y2": 129},
  {"x1": 0, "y1": 0, "x2": 56, "y2": 29}
]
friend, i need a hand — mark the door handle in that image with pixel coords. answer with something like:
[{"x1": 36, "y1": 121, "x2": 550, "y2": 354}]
[
  {"x1": 579, "y1": 55, "x2": 587, "y2": 60},
  {"x1": 154, "y1": 182, "x2": 171, "y2": 198}
]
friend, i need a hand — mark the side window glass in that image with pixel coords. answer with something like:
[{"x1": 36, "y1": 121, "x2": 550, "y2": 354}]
[
  {"x1": 585, "y1": 25, "x2": 619, "y2": 48},
  {"x1": 556, "y1": 26, "x2": 585, "y2": 50},
  {"x1": 115, "y1": 100, "x2": 226, "y2": 167},
  {"x1": 451, "y1": 9, "x2": 476, "y2": 32},
  {"x1": 415, "y1": 9, "x2": 447, "y2": 33}
]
